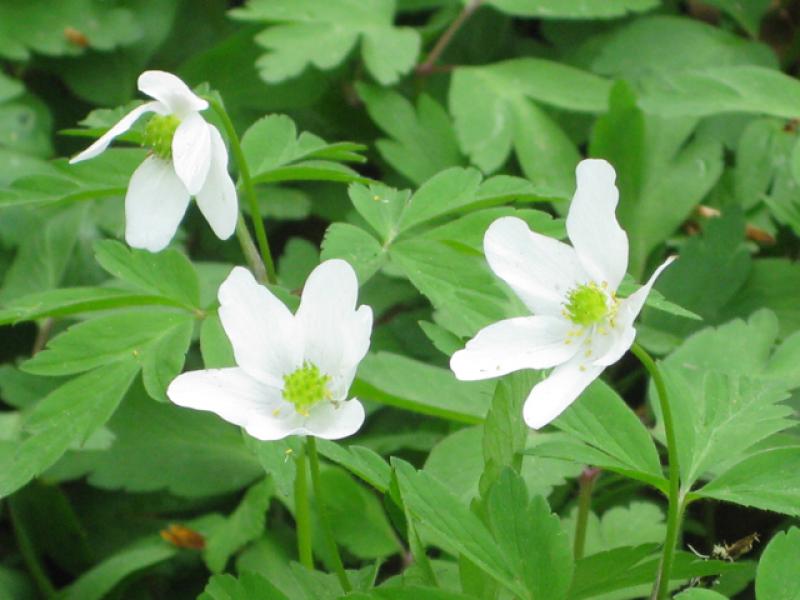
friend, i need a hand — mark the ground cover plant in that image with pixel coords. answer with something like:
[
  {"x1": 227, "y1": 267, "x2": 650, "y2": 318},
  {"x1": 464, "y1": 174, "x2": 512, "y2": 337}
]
[{"x1": 1, "y1": 1, "x2": 800, "y2": 598}]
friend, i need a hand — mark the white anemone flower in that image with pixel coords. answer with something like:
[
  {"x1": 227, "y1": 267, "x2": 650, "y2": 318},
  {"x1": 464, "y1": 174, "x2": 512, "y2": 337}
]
[
  {"x1": 450, "y1": 159, "x2": 675, "y2": 429},
  {"x1": 69, "y1": 70, "x2": 236, "y2": 252},
  {"x1": 167, "y1": 260, "x2": 373, "y2": 440}
]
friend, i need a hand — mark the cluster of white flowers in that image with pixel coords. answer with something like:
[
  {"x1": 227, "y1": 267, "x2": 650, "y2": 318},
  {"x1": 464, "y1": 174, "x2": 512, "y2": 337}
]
[{"x1": 73, "y1": 72, "x2": 672, "y2": 439}]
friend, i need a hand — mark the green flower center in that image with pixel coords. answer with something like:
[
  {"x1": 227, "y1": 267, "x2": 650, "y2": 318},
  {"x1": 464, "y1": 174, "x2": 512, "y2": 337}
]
[
  {"x1": 143, "y1": 114, "x2": 180, "y2": 159},
  {"x1": 282, "y1": 362, "x2": 332, "y2": 417},
  {"x1": 565, "y1": 282, "x2": 609, "y2": 326}
]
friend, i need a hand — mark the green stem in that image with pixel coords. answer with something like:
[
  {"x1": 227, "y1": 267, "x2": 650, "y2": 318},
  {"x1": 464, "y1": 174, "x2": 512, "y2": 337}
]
[
  {"x1": 573, "y1": 467, "x2": 600, "y2": 560},
  {"x1": 235, "y1": 214, "x2": 268, "y2": 284},
  {"x1": 307, "y1": 437, "x2": 352, "y2": 592},
  {"x1": 631, "y1": 343, "x2": 682, "y2": 600},
  {"x1": 294, "y1": 445, "x2": 314, "y2": 569},
  {"x1": 207, "y1": 97, "x2": 276, "y2": 283},
  {"x1": 7, "y1": 497, "x2": 57, "y2": 599}
]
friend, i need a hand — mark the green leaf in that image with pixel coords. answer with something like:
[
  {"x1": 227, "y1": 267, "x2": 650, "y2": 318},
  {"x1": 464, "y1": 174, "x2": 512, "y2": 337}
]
[
  {"x1": 591, "y1": 81, "x2": 723, "y2": 277},
  {"x1": 641, "y1": 209, "x2": 750, "y2": 344},
  {"x1": 355, "y1": 352, "x2": 493, "y2": 423},
  {"x1": 320, "y1": 223, "x2": 387, "y2": 283},
  {"x1": 450, "y1": 59, "x2": 609, "y2": 194},
  {"x1": 590, "y1": 16, "x2": 775, "y2": 80},
  {"x1": 392, "y1": 458, "x2": 525, "y2": 597},
  {"x1": 570, "y1": 546, "x2": 745, "y2": 599},
  {"x1": 694, "y1": 446, "x2": 800, "y2": 516},
  {"x1": 562, "y1": 502, "x2": 665, "y2": 557},
  {"x1": 87, "y1": 388, "x2": 263, "y2": 498},
  {"x1": 0, "y1": 360, "x2": 139, "y2": 498},
  {"x1": 232, "y1": 0, "x2": 420, "y2": 85},
  {"x1": 0, "y1": 1, "x2": 141, "y2": 60},
  {"x1": 534, "y1": 379, "x2": 665, "y2": 489},
  {"x1": 675, "y1": 589, "x2": 729, "y2": 599},
  {"x1": 93, "y1": 240, "x2": 200, "y2": 309},
  {"x1": 349, "y1": 588, "x2": 474, "y2": 600},
  {"x1": 640, "y1": 66, "x2": 800, "y2": 120},
  {"x1": 486, "y1": 470, "x2": 574, "y2": 599},
  {"x1": 315, "y1": 440, "x2": 392, "y2": 492},
  {"x1": 484, "y1": 0, "x2": 657, "y2": 18},
  {"x1": 700, "y1": 0, "x2": 771, "y2": 37},
  {"x1": 663, "y1": 370, "x2": 793, "y2": 487},
  {"x1": 23, "y1": 311, "x2": 194, "y2": 377},
  {"x1": 63, "y1": 537, "x2": 176, "y2": 600},
  {"x1": 200, "y1": 312, "x2": 236, "y2": 369},
  {"x1": 0, "y1": 205, "x2": 86, "y2": 301},
  {"x1": 141, "y1": 316, "x2": 194, "y2": 402},
  {"x1": 241, "y1": 114, "x2": 366, "y2": 186},
  {"x1": 356, "y1": 83, "x2": 464, "y2": 185},
  {"x1": 205, "y1": 478, "x2": 274, "y2": 573},
  {"x1": 0, "y1": 287, "x2": 190, "y2": 325},
  {"x1": 200, "y1": 571, "x2": 291, "y2": 600},
  {"x1": 426, "y1": 426, "x2": 581, "y2": 505},
  {"x1": 755, "y1": 527, "x2": 800, "y2": 600}
]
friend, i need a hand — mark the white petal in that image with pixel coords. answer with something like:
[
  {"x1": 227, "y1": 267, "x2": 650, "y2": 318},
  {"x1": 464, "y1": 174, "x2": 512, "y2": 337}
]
[
  {"x1": 167, "y1": 367, "x2": 278, "y2": 428},
  {"x1": 217, "y1": 267, "x2": 302, "y2": 386},
  {"x1": 69, "y1": 101, "x2": 163, "y2": 164},
  {"x1": 172, "y1": 112, "x2": 212, "y2": 195},
  {"x1": 124, "y1": 156, "x2": 190, "y2": 252},
  {"x1": 566, "y1": 159, "x2": 629, "y2": 291},
  {"x1": 296, "y1": 260, "x2": 372, "y2": 388},
  {"x1": 137, "y1": 70, "x2": 208, "y2": 117},
  {"x1": 523, "y1": 356, "x2": 604, "y2": 429},
  {"x1": 485, "y1": 216, "x2": 587, "y2": 316},
  {"x1": 591, "y1": 325, "x2": 636, "y2": 368},
  {"x1": 450, "y1": 316, "x2": 580, "y2": 381},
  {"x1": 302, "y1": 399, "x2": 366, "y2": 440},
  {"x1": 617, "y1": 256, "x2": 677, "y2": 328},
  {"x1": 195, "y1": 126, "x2": 237, "y2": 240}
]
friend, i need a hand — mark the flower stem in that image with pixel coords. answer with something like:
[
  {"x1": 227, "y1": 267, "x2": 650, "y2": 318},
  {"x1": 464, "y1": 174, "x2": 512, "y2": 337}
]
[
  {"x1": 206, "y1": 97, "x2": 276, "y2": 283},
  {"x1": 306, "y1": 437, "x2": 352, "y2": 592},
  {"x1": 416, "y1": 0, "x2": 483, "y2": 76},
  {"x1": 7, "y1": 497, "x2": 57, "y2": 599},
  {"x1": 631, "y1": 343, "x2": 682, "y2": 600},
  {"x1": 294, "y1": 445, "x2": 314, "y2": 569},
  {"x1": 235, "y1": 214, "x2": 269, "y2": 284},
  {"x1": 573, "y1": 467, "x2": 600, "y2": 560}
]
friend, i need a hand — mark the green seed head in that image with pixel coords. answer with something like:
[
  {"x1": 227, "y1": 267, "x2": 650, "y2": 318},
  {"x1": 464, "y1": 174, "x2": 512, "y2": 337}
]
[
  {"x1": 565, "y1": 283, "x2": 609, "y2": 326},
  {"x1": 282, "y1": 361, "x2": 332, "y2": 416},
  {"x1": 143, "y1": 114, "x2": 180, "y2": 159}
]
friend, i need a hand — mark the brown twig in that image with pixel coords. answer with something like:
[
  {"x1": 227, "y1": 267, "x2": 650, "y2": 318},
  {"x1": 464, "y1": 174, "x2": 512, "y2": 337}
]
[{"x1": 416, "y1": 0, "x2": 483, "y2": 76}]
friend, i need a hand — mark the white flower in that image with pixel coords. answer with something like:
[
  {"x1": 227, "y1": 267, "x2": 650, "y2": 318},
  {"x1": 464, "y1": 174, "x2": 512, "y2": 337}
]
[
  {"x1": 70, "y1": 70, "x2": 237, "y2": 252},
  {"x1": 167, "y1": 260, "x2": 373, "y2": 440},
  {"x1": 450, "y1": 159, "x2": 675, "y2": 429}
]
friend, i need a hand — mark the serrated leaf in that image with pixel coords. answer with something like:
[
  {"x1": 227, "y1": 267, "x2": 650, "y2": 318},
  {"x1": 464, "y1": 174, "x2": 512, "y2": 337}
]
[
  {"x1": 205, "y1": 478, "x2": 274, "y2": 573},
  {"x1": 23, "y1": 311, "x2": 194, "y2": 377},
  {"x1": 755, "y1": 527, "x2": 800, "y2": 600},
  {"x1": 200, "y1": 571, "x2": 290, "y2": 600},
  {"x1": 0, "y1": 360, "x2": 139, "y2": 498},
  {"x1": 320, "y1": 223, "x2": 387, "y2": 283},
  {"x1": 392, "y1": 458, "x2": 525, "y2": 597},
  {"x1": 486, "y1": 470, "x2": 573, "y2": 600},
  {"x1": 449, "y1": 58, "x2": 609, "y2": 193},
  {"x1": 357, "y1": 83, "x2": 464, "y2": 185},
  {"x1": 694, "y1": 446, "x2": 800, "y2": 516},
  {"x1": 591, "y1": 81, "x2": 723, "y2": 277},
  {"x1": 93, "y1": 240, "x2": 200, "y2": 309},
  {"x1": 315, "y1": 440, "x2": 391, "y2": 492},
  {"x1": 233, "y1": 0, "x2": 420, "y2": 85},
  {"x1": 533, "y1": 379, "x2": 666, "y2": 489}
]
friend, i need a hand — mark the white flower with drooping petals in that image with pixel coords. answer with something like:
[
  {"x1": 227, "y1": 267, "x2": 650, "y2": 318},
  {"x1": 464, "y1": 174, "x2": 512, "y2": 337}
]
[
  {"x1": 450, "y1": 159, "x2": 675, "y2": 429},
  {"x1": 70, "y1": 70, "x2": 237, "y2": 252},
  {"x1": 167, "y1": 260, "x2": 373, "y2": 440}
]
